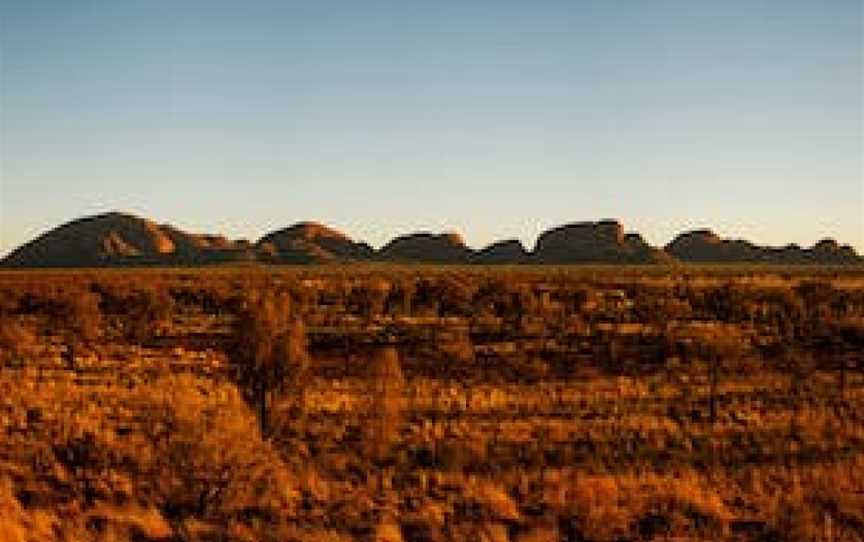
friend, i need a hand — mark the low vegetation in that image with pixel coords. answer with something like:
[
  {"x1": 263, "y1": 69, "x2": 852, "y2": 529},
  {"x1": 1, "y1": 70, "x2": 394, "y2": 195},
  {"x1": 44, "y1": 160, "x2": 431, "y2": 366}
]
[{"x1": 0, "y1": 266, "x2": 862, "y2": 541}]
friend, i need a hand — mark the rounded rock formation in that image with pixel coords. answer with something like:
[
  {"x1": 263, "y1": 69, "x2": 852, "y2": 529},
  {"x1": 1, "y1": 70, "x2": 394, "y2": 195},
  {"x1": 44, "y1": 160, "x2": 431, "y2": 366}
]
[
  {"x1": 257, "y1": 222, "x2": 375, "y2": 263},
  {"x1": 380, "y1": 232, "x2": 473, "y2": 263},
  {"x1": 472, "y1": 239, "x2": 528, "y2": 264}
]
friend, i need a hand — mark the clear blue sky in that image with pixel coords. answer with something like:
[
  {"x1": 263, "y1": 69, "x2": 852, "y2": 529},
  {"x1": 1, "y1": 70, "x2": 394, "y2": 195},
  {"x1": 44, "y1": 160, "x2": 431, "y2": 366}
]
[{"x1": 1, "y1": 0, "x2": 861, "y2": 254}]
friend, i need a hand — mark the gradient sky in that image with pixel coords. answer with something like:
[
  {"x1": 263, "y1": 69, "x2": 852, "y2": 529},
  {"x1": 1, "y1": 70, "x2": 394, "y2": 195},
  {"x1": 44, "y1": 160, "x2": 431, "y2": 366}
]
[{"x1": 1, "y1": 0, "x2": 862, "y2": 255}]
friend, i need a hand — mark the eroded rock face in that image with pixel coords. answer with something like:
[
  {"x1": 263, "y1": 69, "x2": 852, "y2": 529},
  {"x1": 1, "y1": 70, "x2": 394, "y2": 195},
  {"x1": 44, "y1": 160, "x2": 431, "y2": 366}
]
[
  {"x1": 257, "y1": 222, "x2": 375, "y2": 263},
  {"x1": 380, "y1": 232, "x2": 473, "y2": 263},
  {"x1": 472, "y1": 240, "x2": 529, "y2": 264},
  {"x1": 161, "y1": 226, "x2": 257, "y2": 264},
  {"x1": 533, "y1": 220, "x2": 667, "y2": 263}
]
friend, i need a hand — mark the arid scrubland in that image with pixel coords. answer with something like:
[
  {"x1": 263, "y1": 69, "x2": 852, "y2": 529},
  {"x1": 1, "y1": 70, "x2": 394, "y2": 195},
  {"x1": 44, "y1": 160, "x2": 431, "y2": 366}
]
[{"x1": 0, "y1": 266, "x2": 863, "y2": 541}]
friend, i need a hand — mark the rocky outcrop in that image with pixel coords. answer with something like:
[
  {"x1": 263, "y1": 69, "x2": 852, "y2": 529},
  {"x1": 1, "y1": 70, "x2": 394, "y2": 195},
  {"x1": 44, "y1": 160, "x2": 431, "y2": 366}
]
[
  {"x1": 666, "y1": 230, "x2": 861, "y2": 264},
  {"x1": 0, "y1": 212, "x2": 255, "y2": 267},
  {"x1": 160, "y1": 227, "x2": 257, "y2": 264},
  {"x1": 809, "y1": 239, "x2": 861, "y2": 264},
  {"x1": 532, "y1": 220, "x2": 669, "y2": 264},
  {"x1": 665, "y1": 230, "x2": 754, "y2": 262},
  {"x1": 472, "y1": 239, "x2": 529, "y2": 264},
  {"x1": 380, "y1": 232, "x2": 472, "y2": 263},
  {"x1": 2, "y1": 213, "x2": 859, "y2": 267},
  {"x1": 256, "y1": 222, "x2": 374, "y2": 263}
]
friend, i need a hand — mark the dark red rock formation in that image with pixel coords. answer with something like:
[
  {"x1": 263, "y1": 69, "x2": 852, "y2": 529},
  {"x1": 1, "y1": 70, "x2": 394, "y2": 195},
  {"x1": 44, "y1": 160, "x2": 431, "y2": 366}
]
[
  {"x1": 2, "y1": 213, "x2": 859, "y2": 267},
  {"x1": 532, "y1": 220, "x2": 669, "y2": 264},
  {"x1": 256, "y1": 222, "x2": 374, "y2": 263},
  {"x1": 666, "y1": 230, "x2": 861, "y2": 264},
  {"x1": 379, "y1": 232, "x2": 472, "y2": 263},
  {"x1": 0, "y1": 212, "x2": 254, "y2": 267},
  {"x1": 472, "y1": 239, "x2": 529, "y2": 264}
]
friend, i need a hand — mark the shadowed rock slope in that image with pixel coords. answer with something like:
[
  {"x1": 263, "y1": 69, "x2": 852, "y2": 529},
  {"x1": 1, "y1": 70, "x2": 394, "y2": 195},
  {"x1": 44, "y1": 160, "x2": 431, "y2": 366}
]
[
  {"x1": 667, "y1": 230, "x2": 862, "y2": 264},
  {"x1": 2, "y1": 212, "x2": 861, "y2": 267},
  {"x1": 379, "y1": 232, "x2": 473, "y2": 263},
  {"x1": 533, "y1": 220, "x2": 672, "y2": 264},
  {"x1": 257, "y1": 222, "x2": 375, "y2": 264},
  {"x1": 472, "y1": 239, "x2": 529, "y2": 264}
]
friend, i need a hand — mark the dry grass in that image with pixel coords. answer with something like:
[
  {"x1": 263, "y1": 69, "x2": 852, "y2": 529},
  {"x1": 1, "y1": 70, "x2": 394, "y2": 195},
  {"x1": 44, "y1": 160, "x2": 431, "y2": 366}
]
[{"x1": 0, "y1": 267, "x2": 862, "y2": 541}]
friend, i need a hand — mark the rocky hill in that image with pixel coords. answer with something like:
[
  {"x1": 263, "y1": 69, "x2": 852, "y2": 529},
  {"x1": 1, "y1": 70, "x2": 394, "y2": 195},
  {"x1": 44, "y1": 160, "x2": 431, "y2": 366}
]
[
  {"x1": 533, "y1": 220, "x2": 671, "y2": 264},
  {"x1": 379, "y1": 232, "x2": 473, "y2": 263},
  {"x1": 666, "y1": 230, "x2": 861, "y2": 264},
  {"x1": 472, "y1": 239, "x2": 529, "y2": 264},
  {"x1": 257, "y1": 222, "x2": 375, "y2": 264},
  {"x1": 0, "y1": 212, "x2": 255, "y2": 267},
  {"x1": 1, "y1": 212, "x2": 860, "y2": 267}
]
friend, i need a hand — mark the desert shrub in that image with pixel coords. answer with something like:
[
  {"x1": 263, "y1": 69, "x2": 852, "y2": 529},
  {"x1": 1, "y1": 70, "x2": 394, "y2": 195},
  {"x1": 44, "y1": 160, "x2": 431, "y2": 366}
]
[
  {"x1": 795, "y1": 280, "x2": 836, "y2": 311},
  {"x1": 686, "y1": 326, "x2": 748, "y2": 423},
  {"x1": 750, "y1": 458, "x2": 864, "y2": 542},
  {"x1": 473, "y1": 278, "x2": 515, "y2": 317},
  {"x1": 0, "y1": 287, "x2": 20, "y2": 316},
  {"x1": 363, "y1": 278, "x2": 392, "y2": 319},
  {"x1": 829, "y1": 316, "x2": 864, "y2": 349},
  {"x1": 130, "y1": 375, "x2": 300, "y2": 525},
  {"x1": 60, "y1": 287, "x2": 102, "y2": 344},
  {"x1": 81, "y1": 504, "x2": 173, "y2": 542},
  {"x1": 701, "y1": 283, "x2": 755, "y2": 322},
  {"x1": 437, "y1": 326, "x2": 476, "y2": 365},
  {"x1": 756, "y1": 287, "x2": 806, "y2": 339},
  {"x1": 90, "y1": 278, "x2": 133, "y2": 314},
  {"x1": 90, "y1": 280, "x2": 174, "y2": 342},
  {"x1": 0, "y1": 478, "x2": 31, "y2": 542},
  {"x1": 412, "y1": 278, "x2": 444, "y2": 316},
  {"x1": 0, "y1": 477, "x2": 57, "y2": 541},
  {"x1": 566, "y1": 284, "x2": 595, "y2": 314},
  {"x1": 0, "y1": 317, "x2": 37, "y2": 365},
  {"x1": 438, "y1": 276, "x2": 476, "y2": 317},
  {"x1": 9, "y1": 282, "x2": 60, "y2": 318},
  {"x1": 462, "y1": 479, "x2": 520, "y2": 522},
  {"x1": 46, "y1": 287, "x2": 103, "y2": 366},
  {"x1": 522, "y1": 356, "x2": 550, "y2": 383},
  {"x1": 91, "y1": 376, "x2": 298, "y2": 535},
  {"x1": 124, "y1": 286, "x2": 175, "y2": 344},
  {"x1": 367, "y1": 345, "x2": 405, "y2": 464},
  {"x1": 289, "y1": 280, "x2": 319, "y2": 318},
  {"x1": 2, "y1": 369, "x2": 300, "y2": 539},
  {"x1": 231, "y1": 289, "x2": 309, "y2": 435},
  {"x1": 390, "y1": 277, "x2": 417, "y2": 316},
  {"x1": 556, "y1": 473, "x2": 731, "y2": 541}
]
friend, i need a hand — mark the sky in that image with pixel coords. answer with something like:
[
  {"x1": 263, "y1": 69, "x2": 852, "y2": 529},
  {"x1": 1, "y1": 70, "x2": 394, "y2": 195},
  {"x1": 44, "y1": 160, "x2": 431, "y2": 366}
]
[{"x1": 1, "y1": 0, "x2": 862, "y2": 254}]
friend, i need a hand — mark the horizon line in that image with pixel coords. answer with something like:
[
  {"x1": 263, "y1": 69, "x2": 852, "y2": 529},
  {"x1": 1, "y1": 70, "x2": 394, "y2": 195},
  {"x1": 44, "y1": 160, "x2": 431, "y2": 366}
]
[{"x1": 2, "y1": 209, "x2": 860, "y2": 259}]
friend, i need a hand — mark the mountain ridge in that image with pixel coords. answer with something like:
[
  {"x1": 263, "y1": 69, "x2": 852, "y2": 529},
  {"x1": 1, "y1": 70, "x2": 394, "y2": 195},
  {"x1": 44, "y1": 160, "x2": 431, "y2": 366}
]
[{"x1": 1, "y1": 212, "x2": 861, "y2": 267}]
